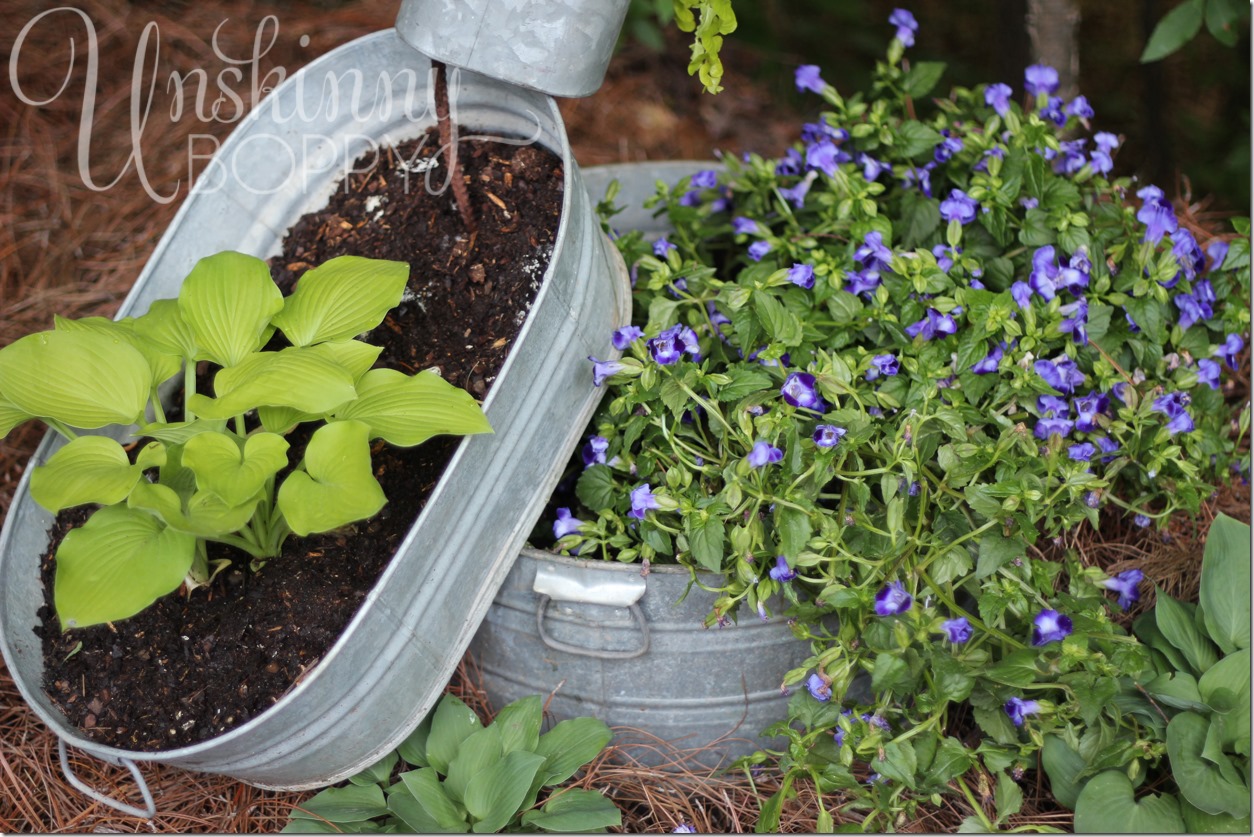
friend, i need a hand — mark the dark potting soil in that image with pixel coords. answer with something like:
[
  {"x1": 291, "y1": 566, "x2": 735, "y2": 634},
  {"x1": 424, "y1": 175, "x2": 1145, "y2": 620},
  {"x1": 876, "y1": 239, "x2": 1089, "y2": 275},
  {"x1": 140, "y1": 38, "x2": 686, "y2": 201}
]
[{"x1": 36, "y1": 131, "x2": 563, "y2": 750}]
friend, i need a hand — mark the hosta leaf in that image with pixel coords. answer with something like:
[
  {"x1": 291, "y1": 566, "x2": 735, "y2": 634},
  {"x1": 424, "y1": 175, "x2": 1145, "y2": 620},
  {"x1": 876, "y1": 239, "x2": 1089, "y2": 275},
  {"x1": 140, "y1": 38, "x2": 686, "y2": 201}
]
[
  {"x1": 493, "y1": 695, "x2": 543, "y2": 755},
  {"x1": 54, "y1": 505, "x2": 195, "y2": 629},
  {"x1": 1181, "y1": 798, "x2": 1252, "y2": 833},
  {"x1": 444, "y1": 725, "x2": 503, "y2": 804},
  {"x1": 397, "y1": 715, "x2": 432, "y2": 768},
  {"x1": 0, "y1": 394, "x2": 31, "y2": 438},
  {"x1": 308, "y1": 340, "x2": 384, "y2": 382},
  {"x1": 276, "y1": 420, "x2": 385, "y2": 536},
  {"x1": 257, "y1": 406, "x2": 321, "y2": 436},
  {"x1": 133, "y1": 298, "x2": 198, "y2": 359},
  {"x1": 1199, "y1": 513, "x2": 1250, "y2": 655},
  {"x1": 190, "y1": 346, "x2": 357, "y2": 420},
  {"x1": 424, "y1": 694, "x2": 483, "y2": 775},
  {"x1": 387, "y1": 783, "x2": 461, "y2": 833},
  {"x1": 1198, "y1": 653, "x2": 1251, "y2": 753},
  {"x1": 1155, "y1": 588, "x2": 1220, "y2": 675},
  {"x1": 463, "y1": 749, "x2": 546, "y2": 833},
  {"x1": 183, "y1": 431, "x2": 290, "y2": 507},
  {"x1": 128, "y1": 481, "x2": 260, "y2": 538},
  {"x1": 0, "y1": 330, "x2": 151, "y2": 429},
  {"x1": 272, "y1": 256, "x2": 409, "y2": 347},
  {"x1": 397, "y1": 768, "x2": 468, "y2": 831},
  {"x1": 534, "y1": 717, "x2": 613, "y2": 786},
  {"x1": 1167, "y1": 711, "x2": 1250, "y2": 817},
  {"x1": 30, "y1": 436, "x2": 158, "y2": 513},
  {"x1": 1073, "y1": 770, "x2": 1185, "y2": 833},
  {"x1": 521, "y1": 788, "x2": 621, "y2": 832},
  {"x1": 140, "y1": 418, "x2": 228, "y2": 445},
  {"x1": 178, "y1": 250, "x2": 283, "y2": 367},
  {"x1": 348, "y1": 751, "x2": 398, "y2": 787},
  {"x1": 289, "y1": 783, "x2": 390, "y2": 823},
  {"x1": 334, "y1": 368, "x2": 491, "y2": 447}
]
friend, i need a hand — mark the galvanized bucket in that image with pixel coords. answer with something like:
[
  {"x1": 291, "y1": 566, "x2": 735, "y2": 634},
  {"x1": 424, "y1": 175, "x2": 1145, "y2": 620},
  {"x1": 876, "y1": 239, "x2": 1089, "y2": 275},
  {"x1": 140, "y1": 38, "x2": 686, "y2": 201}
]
[
  {"x1": 395, "y1": 0, "x2": 631, "y2": 98},
  {"x1": 0, "y1": 29, "x2": 629, "y2": 813},
  {"x1": 469, "y1": 161, "x2": 816, "y2": 769}
]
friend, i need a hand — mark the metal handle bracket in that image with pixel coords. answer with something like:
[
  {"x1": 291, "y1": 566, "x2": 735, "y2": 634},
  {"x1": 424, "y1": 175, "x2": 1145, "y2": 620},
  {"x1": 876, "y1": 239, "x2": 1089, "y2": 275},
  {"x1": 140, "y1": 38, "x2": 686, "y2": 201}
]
[
  {"x1": 59, "y1": 739, "x2": 156, "y2": 819},
  {"x1": 535, "y1": 595, "x2": 650, "y2": 660}
]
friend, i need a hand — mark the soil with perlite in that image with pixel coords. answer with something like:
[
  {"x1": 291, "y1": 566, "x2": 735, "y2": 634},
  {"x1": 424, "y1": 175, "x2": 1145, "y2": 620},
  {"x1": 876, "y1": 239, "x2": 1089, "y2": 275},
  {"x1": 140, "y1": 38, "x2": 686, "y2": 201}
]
[{"x1": 35, "y1": 131, "x2": 563, "y2": 750}]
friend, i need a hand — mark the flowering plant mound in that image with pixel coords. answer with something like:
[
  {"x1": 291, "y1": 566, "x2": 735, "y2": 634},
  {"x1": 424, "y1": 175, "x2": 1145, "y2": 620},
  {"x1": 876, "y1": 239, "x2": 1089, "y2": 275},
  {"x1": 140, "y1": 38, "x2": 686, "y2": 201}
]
[{"x1": 556, "y1": 9, "x2": 1250, "y2": 829}]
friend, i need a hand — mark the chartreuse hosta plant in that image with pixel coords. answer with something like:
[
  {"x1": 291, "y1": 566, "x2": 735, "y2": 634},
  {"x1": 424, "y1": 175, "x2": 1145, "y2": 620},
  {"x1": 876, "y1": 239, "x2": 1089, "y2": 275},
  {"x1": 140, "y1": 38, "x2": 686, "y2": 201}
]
[
  {"x1": 0, "y1": 251, "x2": 491, "y2": 630},
  {"x1": 285, "y1": 694, "x2": 620, "y2": 834},
  {"x1": 1043, "y1": 513, "x2": 1251, "y2": 833},
  {"x1": 559, "y1": 7, "x2": 1250, "y2": 832}
]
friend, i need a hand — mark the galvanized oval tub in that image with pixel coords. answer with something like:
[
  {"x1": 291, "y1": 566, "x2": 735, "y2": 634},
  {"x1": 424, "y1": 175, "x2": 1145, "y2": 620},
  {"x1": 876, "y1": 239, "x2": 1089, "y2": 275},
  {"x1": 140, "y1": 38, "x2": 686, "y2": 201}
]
[
  {"x1": 0, "y1": 28, "x2": 629, "y2": 800},
  {"x1": 469, "y1": 161, "x2": 818, "y2": 770}
]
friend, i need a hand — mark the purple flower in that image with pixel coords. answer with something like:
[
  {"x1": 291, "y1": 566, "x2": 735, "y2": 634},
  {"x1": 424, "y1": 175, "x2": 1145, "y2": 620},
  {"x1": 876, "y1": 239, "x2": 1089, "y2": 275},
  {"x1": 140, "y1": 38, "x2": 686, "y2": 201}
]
[
  {"x1": 806, "y1": 673, "x2": 832, "y2": 702},
  {"x1": 855, "y1": 230, "x2": 894, "y2": 272},
  {"x1": 806, "y1": 139, "x2": 843, "y2": 176},
  {"x1": 581, "y1": 435, "x2": 608, "y2": 467},
  {"x1": 1133, "y1": 513, "x2": 1151, "y2": 528},
  {"x1": 845, "y1": 267, "x2": 882, "y2": 297},
  {"x1": 1024, "y1": 64, "x2": 1059, "y2": 95},
  {"x1": 1040, "y1": 96, "x2": 1067, "y2": 126},
  {"x1": 778, "y1": 177, "x2": 812, "y2": 208},
  {"x1": 553, "y1": 507, "x2": 583, "y2": 540},
  {"x1": 939, "y1": 189, "x2": 978, "y2": 224},
  {"x1": 747, "y1": 439, "x2": 784, "y2": 468},
  {"x1": 1095, "y1": 132, "x2": 1120, "y2": 153},
  {"x1": 678, "y1": 190, "x2": 701, "y2": 207},
  {"x1": 795, "y1": 64, "x2": 825, "y2": 94},
  {"x1": 1174, "y1": 292, "x2": 1205, "y2": 331},
  {"x1": 973, "y1": 146, "x2": 1006, "y2": 174},
  {"x1": 1152, "y1": 391, "x2": 1195, "y2": 435},
  {"x1": 1137, "y1": 185, "x2": 1178, "y2": 243},
  {"x1": 1011, "y1": 281, "x2": 1034, "y2": 310},
  {"x1": 691, "y1": 169, "x2": 718, "y2": 189},
  {"x1": 1067, "y1": 95, "x2": 1094, "y2": 120},
  {"x1": 1197, "y1": 358, "x2": 1221, "y2": 390},
  {"x1": 889, "y1": 8, "x2": 918, "y2": 46},
  {"x1": 942, "y1": 616, "x2": 973, "y2": 644},
  {"x1": 875, "y1": 581, "x2": 913, "y2": 616},
  {"x1": 629, "y1": 484, "x2": 661, "y2": 519},
  {"x1": 748, "y1": 240, "x2": 773, "y2": 262},
  {"x1": 934, "y1": 131, "x2": 964, "y2": 163},
  {"x1": 1029, "y1": 246, "x2": 1060, "y2": 301},
  {"x1": 1058, "y1": 297, "x2": 1088, "y2": 344},
  {"x1": 732, "y1": 216, "x2": 761, "y2": 236},
  {"x1": 813, "y1": 424, "x2": 847, "y2": 447},
  {"x1": 1034, "y1": 356, "x2": 1085, "y2": 395},
  {"x1": 932, "y1": 243, "x2": 959, "y2": 272},
  {"x1": 588, "y1": 356, "x2": 625, "y2": 386},
  {"x1": 833, "y1": 727, "x2": 846, "y2": 747},
  {"x1": 770, "y1": 555, "x2": 797, "y2": 582},
  {"x1": 1032, "y1": 609, "x2": 1073, "y2": 645},
  {"x1": 1207, "y1": 239, "x2": 1229, "y2": 272},
  {"x1": 788, "y1": 263, "x2": 816, "y2": 289},
  {"x1": 1171, "y1": 228, "x2": 1206, "y2": 282},
  {"x1": 1005, "y1": 696, "x2": 1042, "y2": 727},
  {"x1": 776, "y1": 147, "x2": 805, "y2": 177},
  {"x1": 985, "y1": 82, "x2": 1013, "y2": 116},
  {"x1": 673, "y1": 824, "x2": 697, "y2": 834},
  {"x1": 1034, "y1": 417, "x2": 1074, "y2": 439},
  {"x1": 1073, "y1": 391, "x2": 1108, "y2": 432},
  {"x1": 972, "y1": 341, "x2": 1005, "y2": 374},
  {"x1": 1096, "y1": 435, "x2": 1119, "y2": 462},
  {"x1": 1037, "y1": 395, "x2": 1070, "y2": 418},
  {"x1": 1054, "y1": 138, "x2": 1088, "y2": 175},
  {"x1": 653, "y1": 236, "x2": 677, "y2": 257},
  {"x1": 611, "y1": 325, "x2": 644, "y2": 350},
  {"x1": 648, "y1": 324, "x2": 701, "y2": 365},
  {"x1": 1067, "y1": 442, "x2": 1096, "y2": 461},
  {"x1": 1101, "y1": 569, "x2": 1144, "y2": 611},
  {"x1": 905, "y1": 308, "x2": 958, "y2": 341},
  {"x1": 864, "y1": 713, "x2": 891, "y2": 731},
  {"x1": 857, "y1": 152, "x2": 889, "y2": 182},
  {"x1": 866, "y1": 353, "x2": 900, "y2": 381},
  {"x1": 1216, "y1": 333, "x2": 1244, "y2": 368},
  {"x1": 782, "y1": 372, "x2": 827, "y2": 411},
  {"x1": 902, "y1": 163, "x2": 933, "y2": 197}
]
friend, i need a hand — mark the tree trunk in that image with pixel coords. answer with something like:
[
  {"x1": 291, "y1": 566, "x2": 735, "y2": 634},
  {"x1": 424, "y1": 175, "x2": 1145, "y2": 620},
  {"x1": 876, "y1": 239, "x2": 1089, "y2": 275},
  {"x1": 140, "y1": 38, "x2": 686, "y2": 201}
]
[{"x1": 1026, "y1": 0, "x2": 1081, "y2": 101}]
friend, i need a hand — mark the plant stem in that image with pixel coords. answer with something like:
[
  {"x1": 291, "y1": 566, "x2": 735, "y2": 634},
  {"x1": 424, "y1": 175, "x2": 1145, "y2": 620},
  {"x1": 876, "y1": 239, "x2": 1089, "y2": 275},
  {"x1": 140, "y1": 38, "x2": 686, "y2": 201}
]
[{"x1": 433, "y1": 61, "x2": 476, "y2": 234}]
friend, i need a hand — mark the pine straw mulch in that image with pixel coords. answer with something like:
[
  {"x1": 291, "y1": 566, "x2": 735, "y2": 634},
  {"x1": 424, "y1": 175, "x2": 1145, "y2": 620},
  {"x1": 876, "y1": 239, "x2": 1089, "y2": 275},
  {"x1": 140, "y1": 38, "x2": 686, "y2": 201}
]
[{"x1": 0, "y1": 1, "x2": 1249, "y2": 831}]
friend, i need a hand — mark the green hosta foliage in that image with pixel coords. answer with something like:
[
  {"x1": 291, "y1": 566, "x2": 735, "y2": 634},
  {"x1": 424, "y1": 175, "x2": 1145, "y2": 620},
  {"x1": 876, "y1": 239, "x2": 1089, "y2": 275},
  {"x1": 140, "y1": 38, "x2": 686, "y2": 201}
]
[
  {"x1": 0, "y1": 252, "x2": 492, "y2": 630},
  {"x1": 1054, "y1": 513, "x2": 1251, "y2": 833},
  {"x1": 284, "y1": 694, "x2": 620, "y2": 834},
  {"x1": 562, "y1": 19, "x2": 1249, "y2": 832}
]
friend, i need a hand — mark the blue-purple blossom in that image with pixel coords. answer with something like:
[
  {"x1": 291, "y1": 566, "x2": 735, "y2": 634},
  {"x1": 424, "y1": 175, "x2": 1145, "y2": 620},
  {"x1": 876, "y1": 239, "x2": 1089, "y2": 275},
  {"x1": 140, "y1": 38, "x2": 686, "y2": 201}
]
[
  {"x1": 846, "y1": 267, "x2": 882, "y2": 297},
  {"x1": 905, "y1": 308, "x2": 958, "y2": 341},
  {"x1": 788, "y1": 262, "x2": 816, "y2": 289},
  {"x1": 1025, "y1": 64, "x2": 1059, "y2": 95},
  {"x1": 553, "y1": 507, "x2": 583, "y2": 540},
  {"x1": 732, "y1": 216, "x2": 760, "y2": 235},
  {"x1": 1152, "y1": 391, "x2": 1195, "y2": 435},
  {"x1": 775, "y1": 148, "x2": 804, "y2": 176},
  {"x1": 1029, "y1": 245, "x2": 1060, "y2": 300},
  {"x1": 1073, "y1": 391, "x2": 1108, "y2": 432},
  {"x1": 972, "y1": 341, "x2": 1005, "y2": 374},
  {"x1": 973, "y1": 146, "x2": 1006, "y2": 174},
  {"x1": 1034, "y1": 417, "x2": 1074, "y2": 439},
  {"x1": 902, "y1": 163, "x2": 934, "y2": 197},
  {"x1": 1040, "y1": 96, "x2": 1067, "y2": 127},
  {"x1": 581, "y1": 435, "x2": 608, "y2": 467},
  {"x1": 855, "y1": 230, "x2": 894, "y2": 271},
  {"x1": 932, "y1": 243, "x2": 960, "y2": 272},
  {"x1": 1134, "y1": 513, "x2": 1151, "y2": 528},
  {"x1": 934, "y1": 130, "x2": 964, "y2": 163},
  {"x1": 1053, "y1": 138, "x2": 1088, "y2": 175},
  {"x1": 672, "y1": 824, "x2": 697, "y2": 834},
  {"x1": 1067, "y1": 95, "x2": 1094, "y2": 120},
  {"x1": 588, "y1": 356, "x2": 625, "y2": 386},
  {"x1": 806, "y1": 673, "x2": 832, "y2": 702},
  {"x1": 857, "y1": 152, "x2": 889, "y2": 182},
  {"x1": 678, "y1": 190, "x2": 701, "y2": 207},
  {"x1": 1216, "y1": 334, "x2": 1244, "y2": 368},
  {"x1": 611, "y1": 325, "x2": 644, "y2": 350},
  {"x1": 1101, "y1": 569, "x2": 1145, "y2": 611},
  {"x1": 875, "y1": 581, "x2": 913, "y2": 616},
  {"x1": 1068, "y1": 442, "x2": 1096, "y2": 461},
  {"x1": 1207, "y1": 239, "x2": 1229, "y2": 272},
  {"x1": 1094, "y1": 132, "x2": 1120, "y2": 153},
  {"x1": 648, "y1": 324, "x2": 700, "y2": 365},
  {"x1": 942, "y1": 617, "x2": 973, "y2": 643},
  {"x1": 939, "y1": 189, "x2": 978, "y2": 224},
  {"x1": 1197, "y1": 358, "x2": 1221, "y2": 390},
  {"x1": 747, "y1": 440, "x2": 783, "y2": 468},
  {"x1": 806, "y1": 139, "x2": 843, "y2": 176},
  {"x1": 653, "y1": 236, "x2": 677, "y2": 257},
  {"x1": 795, "y1": 64, "x2": 825, "y2": 94},
  {"x1": 1005, "y1": 696, "x2": 1042, "y2": 727},
  {"x1": 778, "y1": 176, "x2": 813, "y2": 208},
  {"x1": 1171, "y1": 228, "x2": 1206, "y2": 282},
  {"x1": 1011, "y1": 281, "x2": 1033, "y2": 310},
  {"x1": 1032, "y1": 609, "x2": 1073, "y2": 645},
  {"x1": 1034, "y1": 356, "x2": 1086, "y2": 395},
  {"x1": 1038, "y1": 395, "x2": 1070, "y2": 418},
  {"x1": 770, "y1": 554, "x2": 797, "y2": 582},
  {"x1": 1174, "y1": 292, "x2": 1207, "y2": 331},
  {"x1": 781, "y1": 372, "x2": 827, "y2": 411},
  {"x1": 813, "y1": 424, "x2": 847, "y2": 447},
  {"x1": 832, "y1": 727, "x2": 845, "y2": 747},
  {"x1": 1058, "y1": 297, "x2": 1088, "y2": 344},
  {"x1": 691, "y1": 169, "x2": 718, "y2": 189},
  {"x1": 985, "y1": 82, "x2": 1013, "y2": 116},
  {"x1": 889, "y1": 8, "x2": 918, "y2": 46},
  {"x1": 866, "y1": 353, "x2": 900, "y2": 381},
  {"x1": 1096, "y1": 435, "x2": 1119, "y2": 462},
  {"x1": 1137, "y1": 185, "x2": 1178, "y2": 243},
  {"x1": 748, "y1": 240, "x2": 773, "y2": 262},
  {"x1": 629, "y1": 484, "x2": 660, "y2": 519}
]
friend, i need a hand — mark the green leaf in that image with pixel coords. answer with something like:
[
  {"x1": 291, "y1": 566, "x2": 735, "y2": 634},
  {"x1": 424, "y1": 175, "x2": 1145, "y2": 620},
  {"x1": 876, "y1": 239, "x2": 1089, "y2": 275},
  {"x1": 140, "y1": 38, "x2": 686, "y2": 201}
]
[
  {"x1": 178, "y1": 250, "x2": 283, "y2": 367},
  {"x1": 463, "y1": 750, "x2": 547, "y2": 833},
  {"x1": 133, "y1": 298, "x2": 198, "y2": 359},
  {"x1": 182, "y1": 431, "x2": 289, "y2": 508},
  {"x1": 1155, "y1": 588, "x2": 1220, "y2": 675},
  {"x1": 277, "y1": 420, "x2": 387, "y2": 537},
  {"x1": 386, "y1": 786, "x2": 459, "y2": 833},
  {"x1": 128, "y1": 481, "x2": 260, "y2": 539},
  {"x1": 534, "y1": 717, "x2": 613, "y2": 786},
  {"x1": 1181, "y1": 798, "x2": 1252, "y2": 833},
  {"x1": 575, "y1": 465, "x2": 615, "y2": 512},
  {"x1": 54, "y1": 505, "x2": 195, "y2": 629},
  {"x1": 899, "y1": 190, "x2": 941, "y2": 249},
  {"x1": 1144, "y1": 671, "x2": 1208, "y2": 712},
  {"x1": 29, "y1": 436, "x2": 153, "y2": 513},
  {"x1": 140, "y1": 418, "x2": 228, "y2": 445},
  {"x1": 687, "y1": 513, "x2": 725, "y2": 572},
  {"x1": 1200, "y1": 514, "x2": 1251, "y2": 654},
  {"x1": 984, "y1": 648, "x2": 1041, "y2": 688},
  {"x1": 1073, "y1": 770, "x2": 1185, "y2": 832},
  {"x1": 425, "y1": 694, "x2": 483, "y2": 775},
  {"x1": 398, "y1": 716, "x2": 432, "y2": 768},
  {"x1": 1198, "y1": 653, "x2": 1251, "y2": 752},
  {"x1": 493, "y1": 695, "x2": 543, "y2": 756},
  {"x1": 897, "y1": 120, "x2": 944, "y2": 160},
  {"x1": 870, "y1": 741, "x2": 917, "y2": 788},
  {"x1": 190, "y1": 346, "x2": 357, "y2": 420},
  {"x1": 930, "y1": 655, "x2": 975, "y2": 703},
  {"x1": 445, "y1": 725, "x2": 503, "y2": 804},
  {"x1": 975, "y1": 531, "x2": 1024, "y2": 579},
  {"x1": 1041, "y1": 736, "x2": 1087, "y2": 810},
  {"x1": 0, "y1": 395, "x2": 31, "y2": 438},
  {"x1": 1204, "y1": 0, "x2": 1247, "y2": 46},
  {"x1": 0, "y1": 330, "x2": 151, "y2": 429},
  {"x1": 522, "y1": 788, "x2": 621, "y2": 832},
  {"x1": 871, "y1": 652, "x2": 912, "y2": 694},
  {"x1": 291, "y1": 783, "x2": 391, "y2": 824},
  {"x1": 775, "y1": 505, "x2": 810, "y2": 560},
  {"x1": 54, "y1": 314, "x2": 181, "y2": 393},
  {"x1": 716, "y1": 367, "x2": 772, "y2": 401},
  {"x1": 922, "y1": 737, "x2": 973, "y2": 789},
  {"x1": 902, "y1": 61, "x2": 947, "y2": 98},
  {"x1": 1124, "y1": 295, "x2": 1167, "y2": 345},
  {"x1": 334, "y1": 368, "x2": 491, "y2": 447},
  {"x1": 349, "y1": 751, "x2": 399, "y2": 786},
  {"x1": 309, "y1": 340, "x2": 384, "y2": 382},
  {"x1": 271, "y1": 256, "x2": 409, "y2": 347},
  {"x1": 754, "y1": 290, "x2": 803, "y2": 346},
  {"x1": 1141, "y1": 0, "x2": 1205, "y2": 62},
  {"x1": 995, "y1": 771, "x2": 1024, "y2": 824},
  {"x1": 397, "y1": 768, "x2": 469, "y2": 831},
  {"x1": 1167, "y1": 711, "x2": 1251, "y2": 817}
]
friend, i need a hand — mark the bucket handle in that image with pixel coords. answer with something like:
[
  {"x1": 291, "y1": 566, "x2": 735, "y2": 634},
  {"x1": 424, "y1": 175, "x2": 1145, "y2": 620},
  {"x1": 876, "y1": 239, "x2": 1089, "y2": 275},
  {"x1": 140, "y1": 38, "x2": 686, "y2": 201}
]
[
  {"x1": 535, "y1": 596, "x2": 650, "y2": 659},
  {"x1": 58, "y1": 739, "x2": 156, "y2": 819}
]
